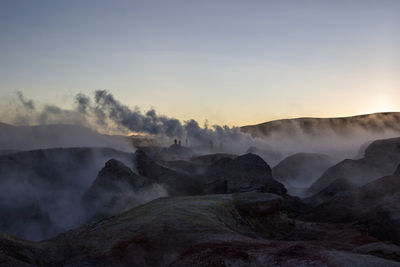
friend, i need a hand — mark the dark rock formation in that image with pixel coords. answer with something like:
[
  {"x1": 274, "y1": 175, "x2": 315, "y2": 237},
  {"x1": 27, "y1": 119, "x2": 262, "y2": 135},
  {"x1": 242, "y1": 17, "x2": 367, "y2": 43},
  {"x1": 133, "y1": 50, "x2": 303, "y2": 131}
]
[
  {"x1": 301, "y1": 168, "x2": 400, "y2": 245},
  {"x1": 135, "y1": 150, "x2": 204, "y2": 196},
  {"x1": 204, "y1": 153, "x2": 287, "y2": 195},
  {"x1": 190, "y1": 153, "x2": 237, "y2": 165},
  {"x1": 247, "y1": 146, "x2": 282, "y2": 166},
  {"x1": 159, "y1": 159, "x2": 205, "y2": 175},
  {"x1": 135, "y1": 151, "x2": 286, "y2": 196},
  {"x1": 88, "y1": 159, "x2": 150, "y2": 192},
  {"x1": 307, "y1": 137, "x2": 400, "y2": 202},
  {"x1": 82, "y1": 159, "x2": 159, "y2": 220}
]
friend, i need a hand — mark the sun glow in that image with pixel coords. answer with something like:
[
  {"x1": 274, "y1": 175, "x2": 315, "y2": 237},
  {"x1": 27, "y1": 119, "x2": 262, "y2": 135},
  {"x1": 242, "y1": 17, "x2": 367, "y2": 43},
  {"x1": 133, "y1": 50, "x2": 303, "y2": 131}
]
[{"x1": 370, "y1": 97, "x2": 397, "y2": 113}]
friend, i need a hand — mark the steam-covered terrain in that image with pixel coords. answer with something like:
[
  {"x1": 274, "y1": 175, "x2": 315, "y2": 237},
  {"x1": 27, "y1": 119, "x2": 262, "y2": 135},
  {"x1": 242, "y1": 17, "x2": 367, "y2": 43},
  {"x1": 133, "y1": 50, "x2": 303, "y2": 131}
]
[{"x1": 1, "y1": 93, "x2": 400, "y2": 266}]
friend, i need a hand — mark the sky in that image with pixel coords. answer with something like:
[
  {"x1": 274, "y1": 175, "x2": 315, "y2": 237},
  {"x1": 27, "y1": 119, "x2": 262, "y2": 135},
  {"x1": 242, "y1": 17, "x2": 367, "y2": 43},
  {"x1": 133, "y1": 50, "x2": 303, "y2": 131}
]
[{"x1": 0, "y1": 0, "x2": 399, "y2": 127}]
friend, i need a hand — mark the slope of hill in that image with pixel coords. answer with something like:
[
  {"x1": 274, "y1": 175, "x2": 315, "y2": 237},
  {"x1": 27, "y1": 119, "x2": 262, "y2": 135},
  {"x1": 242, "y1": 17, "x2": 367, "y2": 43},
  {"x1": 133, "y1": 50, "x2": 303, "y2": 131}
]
[
  {"x1": 241, "y1": 112, "x2": 400, "y2": 138},
  {"x1": 0, "y1": 123, "x2": 133, "y2": 151}
]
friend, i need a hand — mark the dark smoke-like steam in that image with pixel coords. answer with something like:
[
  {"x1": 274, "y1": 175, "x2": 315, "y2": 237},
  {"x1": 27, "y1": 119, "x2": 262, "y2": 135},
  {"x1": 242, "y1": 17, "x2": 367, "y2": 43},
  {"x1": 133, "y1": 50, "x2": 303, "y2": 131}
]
[
  {"x1": 1, "y1": 90, "x2": 256, "y2": 154},
  {"x1": 16, "y1": 90, "x2": 35, "y2": 110},
  {"x1": 75, "y1": 90, "x2": 184, "y2": 138},
  {"x1": 7, "y1": 90, "x2": 247, "y2": 147},
  {"x1": 74, "y1": 90, "x2": 250, "y2": 148}
]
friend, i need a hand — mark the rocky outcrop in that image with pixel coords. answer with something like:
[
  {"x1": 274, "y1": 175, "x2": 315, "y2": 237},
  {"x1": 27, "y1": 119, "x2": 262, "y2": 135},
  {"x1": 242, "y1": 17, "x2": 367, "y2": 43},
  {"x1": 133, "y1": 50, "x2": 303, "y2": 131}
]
[
  {"x1": 86, "y1": 159, "x2": 150, "y2": 193},
  {"x1": 159, "y1": 159, "x2": 205, "y2": 175},
  {"x1": 204, "y1": 153, "x2": 287, "y2": 195},
  {"x1": 307, "y1": 137, "x2": 400, "y2": 201},
  {"x1": 301, "y1": 168, "x2": 400, "y2": 245},
  {"x1": 246, "y1": 146, "x2": 282, "y2": 166},
  {"x1": 82, "y1": 159, "x2": 163, "y2": 220},
  {"x1": 135, "y1": 150, "x2": 204, "y2": 196},
  {"x1": 136, "y1": 151, "x2": 287, "y2": 196},
  {"x1": 190, "y1": 153, "x2": 237, "y2": 165}
]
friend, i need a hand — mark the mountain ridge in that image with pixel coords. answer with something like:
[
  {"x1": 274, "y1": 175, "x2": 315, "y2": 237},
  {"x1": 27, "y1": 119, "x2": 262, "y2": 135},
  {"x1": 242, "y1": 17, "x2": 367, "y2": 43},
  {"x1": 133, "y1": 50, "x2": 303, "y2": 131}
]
[{"x1": 240, "y1": 112, "x2": 400, "y2": 137}]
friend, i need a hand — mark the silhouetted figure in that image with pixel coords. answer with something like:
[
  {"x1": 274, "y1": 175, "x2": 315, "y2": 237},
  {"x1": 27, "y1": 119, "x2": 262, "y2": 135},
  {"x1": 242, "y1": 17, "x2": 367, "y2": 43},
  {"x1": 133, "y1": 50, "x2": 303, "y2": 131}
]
[{"x1": 174, "y1": 139, "x2": 177, "y2": 145}]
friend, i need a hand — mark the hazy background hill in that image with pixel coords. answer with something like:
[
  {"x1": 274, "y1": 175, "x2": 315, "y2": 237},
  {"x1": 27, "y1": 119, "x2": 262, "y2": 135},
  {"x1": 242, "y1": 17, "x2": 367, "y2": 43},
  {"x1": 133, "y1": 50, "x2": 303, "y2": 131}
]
[
  {"x1": 241, "y1": 112, "x2": 400, "y2": 138},
  {"x1": 3, "y1": 112, "x2": 400, "y2": 161},
  {"x1": 0, "y1": 123, "x2": 157, "y2": 152},
  {"x1": 240, "y1": 112, "x2": 400, "y2": 160}
]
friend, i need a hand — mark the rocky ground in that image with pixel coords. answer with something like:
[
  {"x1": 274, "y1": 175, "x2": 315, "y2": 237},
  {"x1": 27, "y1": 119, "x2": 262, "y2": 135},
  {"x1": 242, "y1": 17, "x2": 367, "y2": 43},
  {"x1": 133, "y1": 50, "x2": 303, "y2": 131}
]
[{"x1": 0, "y1": 136, "x2": 400, "y2": 266}]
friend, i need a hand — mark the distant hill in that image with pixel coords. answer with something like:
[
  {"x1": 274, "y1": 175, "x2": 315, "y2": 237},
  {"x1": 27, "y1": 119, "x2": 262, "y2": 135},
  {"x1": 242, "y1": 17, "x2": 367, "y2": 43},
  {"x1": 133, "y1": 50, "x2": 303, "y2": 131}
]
[
  {"x1": 0, "y1": 123, "x2": 135, "y2": 151},
  {"x1": 241, "y1": 112, "x2": 400, "y2": 138}
]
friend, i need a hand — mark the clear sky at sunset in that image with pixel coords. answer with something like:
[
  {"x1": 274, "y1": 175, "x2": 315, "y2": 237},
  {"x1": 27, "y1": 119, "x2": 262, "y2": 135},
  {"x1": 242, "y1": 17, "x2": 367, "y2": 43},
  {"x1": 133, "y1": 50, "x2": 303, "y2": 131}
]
[{"x1": 0, "y1": 0, "x2": 399, "y2": 126}]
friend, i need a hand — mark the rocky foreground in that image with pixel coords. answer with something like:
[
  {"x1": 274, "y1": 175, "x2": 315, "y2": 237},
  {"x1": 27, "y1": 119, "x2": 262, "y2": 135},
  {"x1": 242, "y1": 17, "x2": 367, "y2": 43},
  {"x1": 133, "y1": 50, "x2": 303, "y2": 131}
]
[
  {"x1": 1, "y1": 190, "x2": 400, "y2": 266},
  {"x1": 0, "y1": 137, "x2": 400, "y2": 266}
]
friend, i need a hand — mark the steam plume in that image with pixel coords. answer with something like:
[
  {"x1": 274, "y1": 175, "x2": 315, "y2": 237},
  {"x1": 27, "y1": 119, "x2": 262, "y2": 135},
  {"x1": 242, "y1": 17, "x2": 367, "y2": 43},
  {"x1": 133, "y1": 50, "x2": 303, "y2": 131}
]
[{"x1": 3, "y1": 90, "x2": 400, "y2": 163}]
